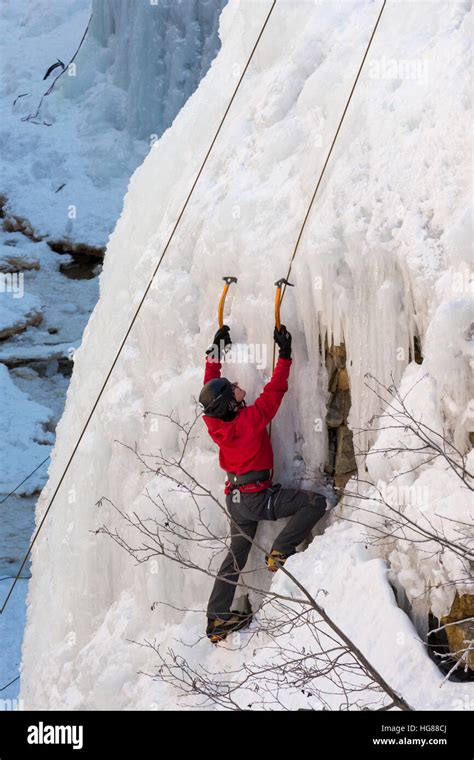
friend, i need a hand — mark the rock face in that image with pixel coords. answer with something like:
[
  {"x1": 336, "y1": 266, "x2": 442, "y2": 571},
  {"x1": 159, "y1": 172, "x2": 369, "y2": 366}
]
[
  {"x1": 325, "y1": 343, "x2": 357, "y2": 489},
  {"x1": 47, "y1": 240, "x2": 105, "y2": 280},
  {"x1": 440, "y1": 593, "x2": 474, "y2": 671}
]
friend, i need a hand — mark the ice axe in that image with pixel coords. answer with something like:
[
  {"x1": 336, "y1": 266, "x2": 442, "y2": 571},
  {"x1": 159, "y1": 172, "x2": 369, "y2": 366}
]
[
  {"x1": 274, "y1": 277, "x2": 294, "y2": 330},
  {"x1": 217, "y1": 276, "x2": 237, "y2": 327}
]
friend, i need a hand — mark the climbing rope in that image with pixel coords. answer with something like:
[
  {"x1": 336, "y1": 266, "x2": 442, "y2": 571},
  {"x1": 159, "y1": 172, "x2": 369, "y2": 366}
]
[
  {"x1": 0, "y1": 456, "x2": 50, "y2": 504},
  {"x1": 270, "y1": 0, "x2": 387, "y2": 437},
  {"x1": 0, "y1": 674, "x2": 20, "y2": 692},
  {"x1": 0, "y1": 0, "x2": 277, "y2": 614}
]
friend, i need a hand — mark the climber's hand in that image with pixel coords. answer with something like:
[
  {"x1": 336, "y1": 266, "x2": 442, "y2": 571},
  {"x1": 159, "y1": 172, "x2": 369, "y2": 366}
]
[
  {"x1": 206, "y1": 324, "x2": 232, "y2": 360},
  {"x1": 274, "y1": 324, "x2": 292, "y2": 359}
]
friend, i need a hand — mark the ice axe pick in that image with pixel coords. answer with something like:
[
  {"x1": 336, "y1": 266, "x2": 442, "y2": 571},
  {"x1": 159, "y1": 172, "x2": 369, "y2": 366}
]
[
  {"x1": 217, "y1": 276, "x2": 237, "y2": 327},
  {"x1": 274, "y1": 278, "x2": 294, "y2": 331}
]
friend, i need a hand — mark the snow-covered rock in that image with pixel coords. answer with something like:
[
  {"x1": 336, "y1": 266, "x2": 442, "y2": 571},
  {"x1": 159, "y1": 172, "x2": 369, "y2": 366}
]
[{"x1": 0, "y1": 292, "x2": 42, "y2": 340}]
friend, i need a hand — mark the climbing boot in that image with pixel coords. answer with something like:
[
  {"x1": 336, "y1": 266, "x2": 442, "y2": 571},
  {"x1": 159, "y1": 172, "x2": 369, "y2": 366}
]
[
  {"x1": 265, "y1": 549, "x2": 287, "y2": 572},
  {"x1": 206, "y1": 611, "x2": 252, "y2": 644}
]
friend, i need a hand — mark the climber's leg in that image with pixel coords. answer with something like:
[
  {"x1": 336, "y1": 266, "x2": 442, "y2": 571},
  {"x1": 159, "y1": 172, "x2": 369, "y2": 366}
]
[
  {"x1": 206, "y1": 495, "x2": 257, "y2": 621},
  {"x1": 270, "y1": 488, "x2": 326, "y2": 557}
]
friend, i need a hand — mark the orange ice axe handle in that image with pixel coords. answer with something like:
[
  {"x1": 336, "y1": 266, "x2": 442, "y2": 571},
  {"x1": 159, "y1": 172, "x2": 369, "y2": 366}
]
[
  {"x1": 217, "y1": 276, "x2": 238, "y2": 328},
  {"x1": 274, "y1": 278, "x2": 294, "y2": 331}
]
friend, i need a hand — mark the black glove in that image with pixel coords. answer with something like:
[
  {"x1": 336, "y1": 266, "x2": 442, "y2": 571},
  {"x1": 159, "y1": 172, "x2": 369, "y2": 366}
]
[
  {"x1": 206, "y1": 324, "x2": 232, "y2": 361},
  {"x1": 274, "y1": 324, "x2": 292, "y2": 359}
]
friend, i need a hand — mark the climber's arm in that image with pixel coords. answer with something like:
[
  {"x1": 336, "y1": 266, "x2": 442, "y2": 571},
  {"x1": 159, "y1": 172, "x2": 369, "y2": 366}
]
[
  {"x1": 248, "y1": 325, "x2": 293, "y2": 427},
  {"x1": 249, "y1": 356, "x2": 292, "y2": 427},
  {"x1": 203, "y1": 355, "x2": 222, "y2": 384}
]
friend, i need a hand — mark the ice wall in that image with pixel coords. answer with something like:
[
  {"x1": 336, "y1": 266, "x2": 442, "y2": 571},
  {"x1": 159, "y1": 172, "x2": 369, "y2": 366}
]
[
  {"x1": 0, "y1": 0, "x2": 226, "y2": 243},
  {"x1": 20, "y1": 0, "x2": 472, "y2": 709},
  {"x1": 90, "y1": 0, "x2": 228, "y2": 139}
]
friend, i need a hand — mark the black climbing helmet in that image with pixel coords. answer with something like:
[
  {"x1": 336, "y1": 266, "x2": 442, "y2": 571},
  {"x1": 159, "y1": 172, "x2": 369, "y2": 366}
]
[{"x1": 199, "y1": 378, "x2": 236, "y2": 418}]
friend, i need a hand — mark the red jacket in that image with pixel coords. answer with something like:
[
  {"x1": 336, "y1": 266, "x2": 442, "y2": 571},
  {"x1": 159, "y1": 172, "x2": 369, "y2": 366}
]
[{"x1": 202, "y1": 355, "x2": 292, "y2": 493}]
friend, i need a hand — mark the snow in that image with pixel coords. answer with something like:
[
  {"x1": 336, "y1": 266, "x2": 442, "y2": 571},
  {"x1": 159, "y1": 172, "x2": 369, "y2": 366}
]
[
  {"x1": 17, "y1": 0, "x2": 474, "y2": 709},
  {"x1": 0, "y1": 0, "x2": 227, "y2": 700},
  {"x1": 0, "y1": 219, "x2": 97, "y2": 504},
  {"x1": 0, "y1": 0, "x2": 226, "y2": 246},
  {"x1": 0, "y1": 364, "x2": 53, "y2": 495},
  {"x1": 0, "y1": 577, "x2": 29, "y2": 705},
  {"x1": 348, "y1": 364, "x2": 473, "y2": 623},
  {"x1": 0, "y1": 233, "x2": 98, "y2": 355},
  {"x1": 90, "y1": 0, "x2": 227, "y2": 141},
  {"x1": 0, "y1": 341, "x2": 80, "y2": 365},
  {"x1": 0, "y1": 291, "x2": 42, "y2": 340}
]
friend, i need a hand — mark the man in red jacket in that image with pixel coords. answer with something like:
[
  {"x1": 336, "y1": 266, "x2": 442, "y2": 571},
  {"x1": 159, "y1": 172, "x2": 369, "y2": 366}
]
[{"x1": 199, "y1": 324, "x2": 328, "y2": 643}]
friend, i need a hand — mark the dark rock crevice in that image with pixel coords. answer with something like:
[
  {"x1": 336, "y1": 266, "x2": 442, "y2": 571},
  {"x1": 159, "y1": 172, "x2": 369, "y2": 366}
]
[
  {"x1": 47, "y1": 240, "x2": 105, "y2": 280},
  {"x1": 324, "y1": 341, "x2": 357, "y2": 489}
]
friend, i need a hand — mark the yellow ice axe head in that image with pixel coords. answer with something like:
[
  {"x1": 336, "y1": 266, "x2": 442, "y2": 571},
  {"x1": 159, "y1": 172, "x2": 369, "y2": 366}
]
[
  {"x1": 217, "y1": 276, "x2": 238, "y2": 327},
  {"x1": 274, "y1": 277, "x2": 294, "y2": 331}
]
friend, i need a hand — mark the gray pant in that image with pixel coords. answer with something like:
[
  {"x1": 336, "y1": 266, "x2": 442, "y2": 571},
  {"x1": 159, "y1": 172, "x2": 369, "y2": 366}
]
[{"x1": 207, "y1": 486, "x2": 326, "y2": 620}]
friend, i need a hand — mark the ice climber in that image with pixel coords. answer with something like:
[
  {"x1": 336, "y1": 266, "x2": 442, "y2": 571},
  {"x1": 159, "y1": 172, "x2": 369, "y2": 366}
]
[{"x1": 199, "y1": 323, "x2": 333, "y2": 643}]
